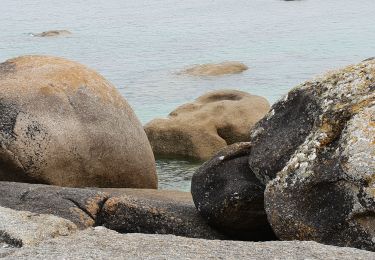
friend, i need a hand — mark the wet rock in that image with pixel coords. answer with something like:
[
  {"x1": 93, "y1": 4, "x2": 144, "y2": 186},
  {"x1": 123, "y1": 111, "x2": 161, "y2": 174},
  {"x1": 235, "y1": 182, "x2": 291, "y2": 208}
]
[
  {"x1": 179, "y1": 61, "x2": 248, "y2": 76},
  {"x1": 145, "y1": 90, "x2": 269, "y2": 161},
  {"x1": 0, "y1": 182, "x2": 223, "y2": 239},
  {"x1": 32, "y1": 30, "x2": 72, "y2": 37},
  {"x1": 0, "y1": 206, "x2": 77, "y2": 247},
  {"x1": 0, "y1": 55, "x2": 157, "y2": 188},
  {"x1": 7, "y1": 227, "x2": 375, "y2": 259},
  {"x1": 191, "y1": 143, "x2": 275, "y2": 240},
  {"x1": 261, "y1": 59, "x2": 375, "y2": 251}
]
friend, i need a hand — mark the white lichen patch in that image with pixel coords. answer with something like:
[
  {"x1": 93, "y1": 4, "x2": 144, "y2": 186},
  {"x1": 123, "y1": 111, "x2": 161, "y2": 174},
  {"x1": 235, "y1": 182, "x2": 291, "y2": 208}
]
[
  {"x1": 269, "y1": 59, "x2": 375, "y2": 189},
  {"x1": 340, "y1": 105, "x2": 375, "y2": 183}
]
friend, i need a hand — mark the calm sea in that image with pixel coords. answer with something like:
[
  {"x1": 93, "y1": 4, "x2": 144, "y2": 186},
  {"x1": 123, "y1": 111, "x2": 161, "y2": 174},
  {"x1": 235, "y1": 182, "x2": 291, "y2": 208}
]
[{"x1": 1, "y1": 0, "x2": 374, "y2": 190}]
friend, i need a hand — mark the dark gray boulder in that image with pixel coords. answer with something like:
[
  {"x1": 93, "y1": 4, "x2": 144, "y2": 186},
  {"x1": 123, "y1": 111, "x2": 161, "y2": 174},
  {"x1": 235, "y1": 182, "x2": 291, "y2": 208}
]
[{"x1": 191, "y1": 143, "x2": 275, "y2": 240}]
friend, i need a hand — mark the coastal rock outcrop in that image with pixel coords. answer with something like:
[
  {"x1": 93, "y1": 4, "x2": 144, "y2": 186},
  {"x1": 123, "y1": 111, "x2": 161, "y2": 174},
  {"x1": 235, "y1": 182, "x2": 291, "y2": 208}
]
[
  {"x1": 0, "y1": 55, "x2": 157, "y2": 188},
  {"x1": 191, "y1": 59, "x2": 374, "y2": 250},
  {"x1": 6, "y1": 227, "x2": 375, "y2": 259},
  {"x1": 179, "y1": 61, "x2": 248, "y2": 76},
  {"x1": 0, "y1": 182, "x2": 224, "y2": 239},
  {"x1": 32, "y1": 30, "x2": 72, "y2": 37},
  {"x1": 145, "y1": 90, "x2": 270, "y2": 161},
  {"x1": 191, "y1": 143, "x2": 275, "y2": 240},
  {"x1": 262, "y1": 60, "x2": 375, "y2": 251}
]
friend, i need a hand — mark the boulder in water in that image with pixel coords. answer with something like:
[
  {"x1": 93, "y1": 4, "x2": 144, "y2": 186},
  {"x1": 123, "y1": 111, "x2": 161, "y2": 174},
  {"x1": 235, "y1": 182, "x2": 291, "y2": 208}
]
[
  {"x1": 144, "y1": 90, "x2": 270, "y2": 161},
  {"x1": 0, "y1": 56, "x2": 157, "y2": 188}
]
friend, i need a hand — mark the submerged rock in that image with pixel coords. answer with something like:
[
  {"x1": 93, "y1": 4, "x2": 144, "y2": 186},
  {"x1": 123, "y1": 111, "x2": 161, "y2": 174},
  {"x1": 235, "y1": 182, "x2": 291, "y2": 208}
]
[
  {"x1": 0, "y1": 182, "x2": 223, "y2": 240},
  {"x1": 191, "y1": 143, "x2": 275, "y2": 240},
  {"x1": 0, "y1": 56, "x2": 157, "y2": 188},
  {"x1": 145, "y1": 90, "x2": 269, "y2": 161},
  {"x1": 260, "y1": 59, "x2": 375, "y2": 251},
  {"x1": 32, "y1": 30, "x2": 72, "y2": 37},
  {"x1": 180, "y1": 61, "x2": 248, "y2": 76},
  {"x1": 7, "y1": 227, "x2": 375, "y2": 259}
]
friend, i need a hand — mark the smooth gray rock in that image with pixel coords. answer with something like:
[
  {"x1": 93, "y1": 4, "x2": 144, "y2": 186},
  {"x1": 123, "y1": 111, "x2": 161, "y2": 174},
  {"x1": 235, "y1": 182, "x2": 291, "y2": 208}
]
[{"x1": 5, "y1": 227, "x2": 375, "y2": 259}]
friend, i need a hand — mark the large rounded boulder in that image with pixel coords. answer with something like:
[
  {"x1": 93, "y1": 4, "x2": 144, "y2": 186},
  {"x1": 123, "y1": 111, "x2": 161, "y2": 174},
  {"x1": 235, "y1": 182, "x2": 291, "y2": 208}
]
[
  {"x1": 0, "y1": 55, "x2": 157, "y2": 188},
  {"x1": 145, "y1": 90, "x2": 270, "y2": 161},
  {"x1": 262, "y1": 59, "x2": 375, "y2": 251}
]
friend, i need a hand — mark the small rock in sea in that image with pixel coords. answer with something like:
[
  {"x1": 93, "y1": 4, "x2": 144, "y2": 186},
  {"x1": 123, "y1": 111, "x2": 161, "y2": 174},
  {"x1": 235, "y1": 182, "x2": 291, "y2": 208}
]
[
  {"x1": 179, "y1": 61, "x2": 248, "y2": 76},
  {"x1": 32, "y1": 30, "x2": 72, "y2": 37},
  {"x1": 145, "y1": 89, "x2": 270, "y2": 161},
  {"x1": 0, "y1": 55, "x2": 157, "y2": 188}
]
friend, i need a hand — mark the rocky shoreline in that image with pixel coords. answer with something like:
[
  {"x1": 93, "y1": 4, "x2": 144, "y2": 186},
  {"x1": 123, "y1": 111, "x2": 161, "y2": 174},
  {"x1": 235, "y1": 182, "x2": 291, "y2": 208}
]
[{"x1": 0, "y1": 55, "x2": 374, "y2": 259}]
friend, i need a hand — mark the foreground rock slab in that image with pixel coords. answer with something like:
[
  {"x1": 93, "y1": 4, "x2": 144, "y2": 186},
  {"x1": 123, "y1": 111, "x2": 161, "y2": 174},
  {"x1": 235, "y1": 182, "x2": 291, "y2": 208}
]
[
  {"x1": 145, "y1": 90, "x2": 269, "y2": 161},
  {"x1": 0, "y1": 182, "x2": 223, "y2": 239},
  {"x1": 0, "y1": 206, "x2": 76, "y2": 248},
  {"x1": 0, "y1": 55, "x2": 156, "y2": 188},
  {"x1": 5, "y1": 227, "x2": 375, "y2": 259}
]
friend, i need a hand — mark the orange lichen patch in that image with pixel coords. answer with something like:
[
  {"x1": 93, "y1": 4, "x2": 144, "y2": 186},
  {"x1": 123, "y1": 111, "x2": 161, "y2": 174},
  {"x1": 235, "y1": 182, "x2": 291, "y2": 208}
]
[
  {"x1": 102, "y1": 197, "x2": 121, "y2": 213},
  {"x1": 85, "y1": 194, "x2": 109, "y2": 217},
  {"x1": 350, "y1": 99, "x2": 373, "y2": 114},
  {"x1": 69, "y1": 207, "x2": 95, "y2": 228}
]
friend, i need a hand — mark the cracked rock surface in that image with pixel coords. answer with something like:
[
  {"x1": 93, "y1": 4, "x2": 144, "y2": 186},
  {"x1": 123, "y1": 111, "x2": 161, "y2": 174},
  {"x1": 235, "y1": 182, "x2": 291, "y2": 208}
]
[
  {"x1": 5, "y1": 226, "x2": 375, "y2": 259},
  {"x1": 0, "y1": 182, "x2": 223, "y2": 239}
]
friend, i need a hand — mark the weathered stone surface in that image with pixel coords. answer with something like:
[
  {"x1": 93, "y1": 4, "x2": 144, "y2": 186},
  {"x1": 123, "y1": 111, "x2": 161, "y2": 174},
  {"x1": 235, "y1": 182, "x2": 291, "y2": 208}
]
[
  {"x1": 261, "y1": 60, "x2": 375, "y2": 251},
  {"x1": 0, "y1": 182, "x2": 109, "y2": 229},
  {"x1": 32, "y1": 30, "x2": 72, "y2": 37},
  {"x1": 145, "y1": 90, "x2": 269, "y2": 161},
  {"x1": 179, "y1": 61, "x2": 248, "y2": 76},
  {"x1": 191, "y1": 143, "x2": 275, "y2": 240},
  {"x1": 0, "y1": 182, "x2": 223, "y2": 239},
  {"x1": 97, "y1": 188, "x2": 225, "y2": 239},
  {"x1": 0, "y1": 206, "x2": 77, "y2": 248},
  {"x1": 0, "y1": 55, "x2": 157, "y2": 188},
  {"x1": 6, "y1": 227, "x2": 375, "y2": 259}
]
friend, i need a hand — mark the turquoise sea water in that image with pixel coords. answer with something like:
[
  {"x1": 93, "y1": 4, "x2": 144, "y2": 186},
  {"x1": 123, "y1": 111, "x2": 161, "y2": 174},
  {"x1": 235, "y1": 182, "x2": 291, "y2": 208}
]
[{"x1": 1, "y1": 0, "x2": 375, "y2": 190}]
